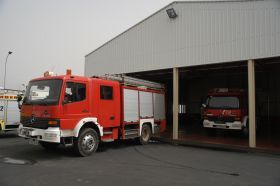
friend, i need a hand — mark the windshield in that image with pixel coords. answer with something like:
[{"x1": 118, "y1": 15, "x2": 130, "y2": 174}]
[
  {"x1": 207, "y1": 96, "x2": 239, "y2": 109},
  {"x1": 23, "y1": 79, "x2": 62, "y2": 105}
]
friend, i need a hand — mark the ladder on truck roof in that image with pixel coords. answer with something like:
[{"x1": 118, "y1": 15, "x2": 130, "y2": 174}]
[{"x1": 95, "y1": 74, "x2": 164, "y2": 90}]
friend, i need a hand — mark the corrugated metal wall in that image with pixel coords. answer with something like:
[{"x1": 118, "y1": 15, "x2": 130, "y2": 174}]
[{"x1": 85, "y1": 0, "x2": 280, "y2": 76}]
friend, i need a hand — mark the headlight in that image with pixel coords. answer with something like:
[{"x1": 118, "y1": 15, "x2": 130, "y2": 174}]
[{"x1": 232, "y1": 123, "x2": 241, "y2": 128}]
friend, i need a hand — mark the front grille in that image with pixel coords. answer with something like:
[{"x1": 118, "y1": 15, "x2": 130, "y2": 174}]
[
  {"x1": 208, "y1": 116, "x2": 235, "y2": 123},
  {"x1": 21, "y1": 116, "x2": 59, "y2": 129}
]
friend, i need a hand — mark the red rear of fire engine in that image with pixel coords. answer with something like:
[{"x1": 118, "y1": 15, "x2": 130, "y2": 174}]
[{"x1": 18, "y1": 71, "x2": 166, "y2": 156}]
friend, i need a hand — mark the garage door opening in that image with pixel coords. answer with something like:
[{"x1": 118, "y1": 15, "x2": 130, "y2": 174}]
[
  {"x1": 255, "y1": 58, "x2": 280, "y2": 151},
  {"x1": 178, "y1": 62, "x2": 249, "y2": 147},
  {"x1": 127, "y1": 58, "x2": 280, "y2": 151}
]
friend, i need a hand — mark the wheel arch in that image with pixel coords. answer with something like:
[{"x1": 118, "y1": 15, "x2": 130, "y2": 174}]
[
  {"x1": 139, "y1": 119, "x2": 154, "y2": 136},
  {"x1": 73, "y1": 117, "x2": 103, "y2": 138}
]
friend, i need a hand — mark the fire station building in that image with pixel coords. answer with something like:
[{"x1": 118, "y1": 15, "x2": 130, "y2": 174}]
[{"x1": 85, "y1": 0, "x2": 280, "y2": 151}]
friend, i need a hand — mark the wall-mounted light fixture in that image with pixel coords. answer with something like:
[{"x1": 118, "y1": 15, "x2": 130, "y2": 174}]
[{"x1": 166, "y1": 8, "x2": 177, "y2": 19}]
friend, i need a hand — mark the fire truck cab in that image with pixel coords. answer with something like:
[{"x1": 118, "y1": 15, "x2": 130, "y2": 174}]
[
  {"x1": 18, "y1": 71, "x2": 166, "y2": 156},
  {"x1": 202, "y1": 88, "x2": 249, "y2": 135}
]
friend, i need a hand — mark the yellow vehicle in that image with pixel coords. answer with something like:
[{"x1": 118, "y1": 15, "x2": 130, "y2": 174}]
[{"x1": 0, "y1": 89, "x2": 23, "y2": 132}]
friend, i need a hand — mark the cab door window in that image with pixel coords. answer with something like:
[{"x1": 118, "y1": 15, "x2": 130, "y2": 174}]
[{"x1": 64, "y1": 82, "x2": 86, "y2": 103}]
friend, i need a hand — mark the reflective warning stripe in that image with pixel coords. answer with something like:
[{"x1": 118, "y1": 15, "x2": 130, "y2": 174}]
[{"x1": 0, "y1": 95, "x2": 18, "y2": 100}]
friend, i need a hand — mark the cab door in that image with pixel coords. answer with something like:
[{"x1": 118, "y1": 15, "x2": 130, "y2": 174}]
[
  {"x1": 94, "y1": 80, "x2": 120, "y2": 127},
  {"x1": 61, "y1": 81, "x2": 89, "y2": 130}
]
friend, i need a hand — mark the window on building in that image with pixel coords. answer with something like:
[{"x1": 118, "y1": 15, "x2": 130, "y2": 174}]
[
  {"x1": 64, "y1": 82, "x2": 86, "y2": 103},
  {"x1": 100, "y1": 86, "x2": 113, "y2": 100},
  {"x1": 179, "y1": 104, "x2": 187, "y2": 114}
]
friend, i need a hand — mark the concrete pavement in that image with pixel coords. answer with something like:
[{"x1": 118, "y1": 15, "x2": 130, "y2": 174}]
[{"x1": 0, "y1": 132, "x2": 279, "y2": 186}]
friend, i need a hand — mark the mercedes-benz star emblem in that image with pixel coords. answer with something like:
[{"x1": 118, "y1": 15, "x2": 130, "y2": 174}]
[{"x1": 30, "y1": 116, "x2": 35, "y2": 123}]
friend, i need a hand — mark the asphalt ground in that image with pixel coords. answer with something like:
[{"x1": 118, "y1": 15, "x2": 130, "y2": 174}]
[{"x1": 0, "y1": 132, "x2": 280, "y2": 186}]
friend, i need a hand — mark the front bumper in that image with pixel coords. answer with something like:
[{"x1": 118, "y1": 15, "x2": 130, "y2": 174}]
[
  {"x1": 203, "y1": 120, "x2": 243, "y2": 130},
  {"x1": 18, "y1": 124, "x2": 61, "y2": 143}
]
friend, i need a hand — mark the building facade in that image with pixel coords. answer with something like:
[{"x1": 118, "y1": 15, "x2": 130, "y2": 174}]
[{"x1": 85, "y1": 0, "x2": 280, "y2": 150}]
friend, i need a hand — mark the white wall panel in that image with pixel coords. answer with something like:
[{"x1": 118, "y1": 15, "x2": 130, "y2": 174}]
[{"x1": 85, "y1": 0, "x2": 280, "y2": 76}]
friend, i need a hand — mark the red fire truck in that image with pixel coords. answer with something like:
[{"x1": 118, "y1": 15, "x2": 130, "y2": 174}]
[
  {"x1": 202, "y1": 88, "x2": 249, "y2": 135},
  {"x1": 18, "y1": 70, "x2": 166, "y2": 156}
]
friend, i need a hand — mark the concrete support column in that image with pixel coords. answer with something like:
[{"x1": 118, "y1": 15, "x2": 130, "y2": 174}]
[
  {"x1": 173, "y1": 68, "x2": 179, "y2": 140},
  {"x1": 248, "y1": 59, "x2": 256, "y2": 148}
]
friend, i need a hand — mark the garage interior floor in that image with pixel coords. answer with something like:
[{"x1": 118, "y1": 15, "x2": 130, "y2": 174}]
[{"x1": 160, "y1": 118, "x2": 280, "y2": 152}]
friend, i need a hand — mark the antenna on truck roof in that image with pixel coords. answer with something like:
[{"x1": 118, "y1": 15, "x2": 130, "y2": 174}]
[{"x1": 93, "y1": 74, "x2": 165, "y2": 91}]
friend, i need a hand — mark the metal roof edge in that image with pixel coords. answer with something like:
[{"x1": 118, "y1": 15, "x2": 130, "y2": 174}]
[
  {"x1": 85, "y1": 0, "x2": 262, "y2": 58},
  {"x1": 175, "y1": 0, "x2": 261, "y2": 3}
]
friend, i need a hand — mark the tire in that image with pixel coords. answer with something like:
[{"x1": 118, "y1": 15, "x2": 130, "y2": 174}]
[
  {"x1": 74, "y1": 128, "x2": 99, "y2": 157},
  {"x1": 39, "y1": 141, "x2": 59, "y2": 150},
  {"x1": 138, "y1": 124, "x2": 152, "y2": 145}
]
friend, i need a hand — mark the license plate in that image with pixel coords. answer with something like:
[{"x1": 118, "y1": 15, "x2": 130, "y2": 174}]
[
  {"x1": 28, "y1": 138, "x2": 39, "y2": 145},
  {"x1": 214, "y1": 125, "x2": 226, "y2": 129},
  {"x1": 215, "y1": 120, "x2": 225, "y2": 124}
]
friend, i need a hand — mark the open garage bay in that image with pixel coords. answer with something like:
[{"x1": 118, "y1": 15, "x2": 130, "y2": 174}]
[{"x1": 129, "y1": 57, "x2": 280, "y2": 152}]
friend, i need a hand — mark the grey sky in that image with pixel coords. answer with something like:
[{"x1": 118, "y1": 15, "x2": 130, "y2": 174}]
[{"x1": 0, "y1": 0, "x2": 203, "y2": 89}]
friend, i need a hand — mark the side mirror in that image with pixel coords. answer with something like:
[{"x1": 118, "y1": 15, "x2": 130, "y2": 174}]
[
  {"x1": 62, "y1": 100, "x2": 68, "y2": 105},
  {"x1": 17, "y1": 95, "x2": 23, "y2": 102},
  {"x1": 202, "y1": 104, "x2": 207, "y2": 108},
  {"x1": 62, "y1": 99, "x2": 72, "y2": 105},
  {"x1": 62, "y1": 93, "x2": 73, "y2": 105}
]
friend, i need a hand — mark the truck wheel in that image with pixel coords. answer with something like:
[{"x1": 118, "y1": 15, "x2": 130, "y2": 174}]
[
  {"x1": 39, "y1": 141, "x2": 59, "y2": 150},
  {"x1": 74, "y1": 128, "x2": 99, "y2": 157},
  {"x1": 139, "y1": 124, "x2": 152, "y2": 145}
]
